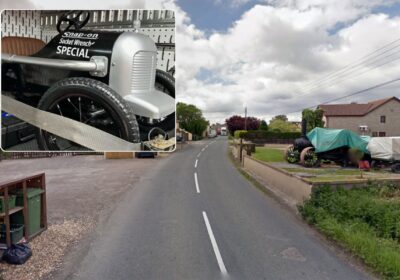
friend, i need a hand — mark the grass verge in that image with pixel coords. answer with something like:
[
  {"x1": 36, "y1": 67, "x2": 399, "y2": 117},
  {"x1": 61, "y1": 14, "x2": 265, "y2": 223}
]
[{"x1": 299, "y1": 184, "x2": 400, "y2": 279}]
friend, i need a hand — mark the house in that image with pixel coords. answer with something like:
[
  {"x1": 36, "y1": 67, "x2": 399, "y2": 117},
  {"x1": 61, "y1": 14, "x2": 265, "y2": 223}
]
[
  {"x1": 176, "y1": 121, "x2": 192, "y2": 141},
  {"x1": 318, "y1": 96, "x2": 400, "y2": 137}
]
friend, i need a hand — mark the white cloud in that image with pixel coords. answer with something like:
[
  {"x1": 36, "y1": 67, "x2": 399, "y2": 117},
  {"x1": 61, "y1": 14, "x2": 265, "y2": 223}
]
[
  {"x1": 174, "y1": 0, "x2": 400, "y2": 123},
  {"x1": 1, "y1": 0, "x2": 399, "y2": 124},
  {"x1": 0, "y1": 0, "x2": 37, "y2": 9}
]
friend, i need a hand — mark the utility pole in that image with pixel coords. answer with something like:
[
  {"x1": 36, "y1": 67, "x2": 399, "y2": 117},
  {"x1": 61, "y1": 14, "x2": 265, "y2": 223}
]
[{"x1": 244, "y1": 106, "x2": 247, "y2": 131}]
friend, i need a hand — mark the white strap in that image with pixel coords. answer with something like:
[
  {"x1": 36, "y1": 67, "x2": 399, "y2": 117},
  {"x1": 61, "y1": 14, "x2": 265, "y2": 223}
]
[{"x1": 2, "y1": 95, "x2": 141, "y2": 151}]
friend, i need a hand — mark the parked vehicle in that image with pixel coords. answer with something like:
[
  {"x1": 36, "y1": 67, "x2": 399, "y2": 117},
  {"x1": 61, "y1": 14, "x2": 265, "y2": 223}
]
[
  {"x1": 220, "y1": 127, "x2": 227, "y2": 136},
  {"x1": 208, "y1": 128, "x2": 217, "y2": 138},
  {"x1": 1, "y1": 10, "x2": 175, "y2": 150},
  {"x1": 368, "y1": 137, "x2": 400, "y2": 173},
  {"x1": 285, "y1": 121, "x2": 369, "y2": 167}
]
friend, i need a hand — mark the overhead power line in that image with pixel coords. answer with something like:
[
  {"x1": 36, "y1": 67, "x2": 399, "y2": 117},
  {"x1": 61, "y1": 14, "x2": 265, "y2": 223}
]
[
  {"x1": 287, "y1": 77, "x2": 400, "y2": 115},
  {"x1": 300, "y1": 37, "x2": 400, "y2": 91},
  {"x1": 296, "y1": 52, "x2": 400, "y2": 98},
  {"x1": 300, "y1": 48, "x2": 400, "y2": 94}
]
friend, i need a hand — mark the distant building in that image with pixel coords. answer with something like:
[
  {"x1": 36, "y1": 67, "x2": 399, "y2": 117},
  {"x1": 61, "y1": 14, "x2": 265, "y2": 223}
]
[
  {"x1": 210, "y1": 123, "x2": 227, "y2": 135},
  {"x1": 176, "y1": 121, "x2": 192, "y2": 141},
  {"x1": 290, "y1": 121, "x2": 302, "y2": 129},
  {"x1": 319, "y1": 97, "x2": 400, "y2": 136}
]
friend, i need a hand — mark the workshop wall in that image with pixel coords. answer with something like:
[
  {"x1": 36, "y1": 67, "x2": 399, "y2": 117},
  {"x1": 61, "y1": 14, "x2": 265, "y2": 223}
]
[
  {"x1": 1, "y1": 10, "x2": 175, "y2": 75},
  {"x1": 1, "y1": 10, "x2": 42, "y2": 39}
]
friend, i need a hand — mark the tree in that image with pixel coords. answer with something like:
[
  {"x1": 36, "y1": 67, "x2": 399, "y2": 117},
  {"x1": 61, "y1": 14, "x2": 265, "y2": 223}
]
[
  {"x1": 269, "y1": 119, "x2": 299, "y2": 132},
  {"x1": 271, "y1": 115, "x2": 288, "y2": 122},
  {"x1": 302, "y1": 108, "x2": 325, "y2": 132},
  {"x1": 177, "y1": 102, "x2": 209, "y2": 136},
  {"x1": 225, "y1": 115, "x2": 260, "y2": 135},
  {"x1": 259, "y1": 120, "x2": 269, "y2": 131}
]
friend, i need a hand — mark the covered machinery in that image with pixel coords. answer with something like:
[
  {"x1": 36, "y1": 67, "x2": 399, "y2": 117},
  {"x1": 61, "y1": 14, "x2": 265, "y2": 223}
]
[
  {"x1": 367, "y1": 137, "x2": 400, "y2": 173},
  {"x1": 307, "y1": 128, "x2": 369, "y2": 154},
  {"x1": 286, "y1": 121, "x2": 370, "y2": 167},
  {"x1": 367, "y1": 137, "x2": 400, "y2": 161}
]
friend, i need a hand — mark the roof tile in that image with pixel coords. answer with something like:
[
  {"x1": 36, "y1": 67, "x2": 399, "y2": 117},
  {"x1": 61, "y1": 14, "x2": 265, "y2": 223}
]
[{"x1": 319, "y1": 97, "x2": 399, "y2": 117}]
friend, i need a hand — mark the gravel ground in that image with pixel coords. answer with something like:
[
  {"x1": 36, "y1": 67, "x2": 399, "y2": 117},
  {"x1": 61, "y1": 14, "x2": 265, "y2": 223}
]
[
  {"x1": 0, "y1": 218, "x2": 95, "y2": 280},
  {"x1": 0, "y1": 155, "x2": 162, "y2": 279}
]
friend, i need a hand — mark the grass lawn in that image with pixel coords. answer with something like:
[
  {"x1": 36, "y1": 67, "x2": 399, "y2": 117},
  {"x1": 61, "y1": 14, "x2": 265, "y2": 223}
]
[
  {"x1": 252, "y1": 147, "x2": 285, "y2": 162},
  {"x1": 299, "y1": 184, "x2": 400, "y2": 279}
]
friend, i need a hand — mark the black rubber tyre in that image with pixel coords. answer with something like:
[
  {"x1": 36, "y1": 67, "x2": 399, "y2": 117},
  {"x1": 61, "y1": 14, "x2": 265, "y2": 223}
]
[
  {"x1": 137, "y1": 70, "x2": 175, "y2": 137},
  {"x1": 36, "y1": 78, "x2": 140, "y2": 151},
  {"x1": 391, "y1": 163, "x2": 400, "y2": 174}
]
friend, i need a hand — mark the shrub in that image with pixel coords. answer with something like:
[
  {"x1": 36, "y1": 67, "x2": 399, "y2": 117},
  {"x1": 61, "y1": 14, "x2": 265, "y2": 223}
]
[
  {"x1": 301, "y1": 186, "x2": 400, "y2": 241},
  {"x1": 234, "y1": 130, "x2": 248, "y2": 139},
  {"x1": 299, "y1": 184, "x2": 400, "y2": 279},
  {"x1": 241, "y1": 130, "x2": 302, "y2": 140}
]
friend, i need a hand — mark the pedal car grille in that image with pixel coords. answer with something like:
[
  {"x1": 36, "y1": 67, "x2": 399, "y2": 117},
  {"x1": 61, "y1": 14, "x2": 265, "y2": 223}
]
[{"x1": 131, "y1": 51, "x2": 157, "y2": 92}]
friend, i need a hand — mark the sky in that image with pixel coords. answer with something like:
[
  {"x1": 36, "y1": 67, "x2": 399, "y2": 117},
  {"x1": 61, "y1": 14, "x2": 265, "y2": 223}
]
[{"x1": 1, "y1": 0, "x2": 400, "y2": 123}]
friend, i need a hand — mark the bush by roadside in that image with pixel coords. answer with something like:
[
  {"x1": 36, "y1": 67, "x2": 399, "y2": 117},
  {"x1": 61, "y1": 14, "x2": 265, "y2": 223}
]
[
  {"x1": 234, "y1": 130, "x2": 301, "y2": 141},
  {"x1": 299, "y1": 184, "x2": 400, "y2": 279}
]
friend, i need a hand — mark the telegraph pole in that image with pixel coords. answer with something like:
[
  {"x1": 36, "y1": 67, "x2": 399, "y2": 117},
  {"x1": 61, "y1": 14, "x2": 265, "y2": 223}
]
[{"x1": 244, "y1": 106, "x2": 247, "y2": 131}]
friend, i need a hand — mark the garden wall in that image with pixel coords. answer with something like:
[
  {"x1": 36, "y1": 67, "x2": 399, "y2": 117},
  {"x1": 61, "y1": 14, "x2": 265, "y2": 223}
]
[{"x1": 242, "y1": 155, "x2": 313, "y2": 207}]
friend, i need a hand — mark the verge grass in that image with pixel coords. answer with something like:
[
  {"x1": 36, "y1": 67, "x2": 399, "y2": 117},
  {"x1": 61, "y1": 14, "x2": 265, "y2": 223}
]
[{"x1": 299, "y1": 185, "x2": 400, "y2": 279}]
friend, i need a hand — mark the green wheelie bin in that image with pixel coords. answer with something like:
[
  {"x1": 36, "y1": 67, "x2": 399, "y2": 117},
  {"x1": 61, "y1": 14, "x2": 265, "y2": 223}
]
[{"x1": 11, "y1": 188, "x2": 44, "y2": 238}]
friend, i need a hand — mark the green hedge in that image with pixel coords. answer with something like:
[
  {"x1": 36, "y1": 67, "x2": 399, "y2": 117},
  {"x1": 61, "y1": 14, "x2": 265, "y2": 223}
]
[
  {"x1": 299, "y1": 184, "x2": 400, "y2": 279},
  {"x1": 301, "y1": 185, "x2": 400, "y2": 241},
  {"x1": 234, "y1": 130, "x2": 248, "y2": 139},
  {"x1": 235, "y1": 130, "x2": 301, "y2": 140}
]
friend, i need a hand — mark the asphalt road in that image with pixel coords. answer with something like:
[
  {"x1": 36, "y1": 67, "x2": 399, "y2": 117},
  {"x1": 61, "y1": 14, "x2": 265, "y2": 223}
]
[{"x1": 69, "y1": 137, "x2": 371, "y2": 280}]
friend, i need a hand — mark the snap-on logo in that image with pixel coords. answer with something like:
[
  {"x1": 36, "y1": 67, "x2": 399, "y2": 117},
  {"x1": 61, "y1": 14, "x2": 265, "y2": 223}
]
[{"x1": 62, "y1": 32, "x2": 99, "y2": 40}]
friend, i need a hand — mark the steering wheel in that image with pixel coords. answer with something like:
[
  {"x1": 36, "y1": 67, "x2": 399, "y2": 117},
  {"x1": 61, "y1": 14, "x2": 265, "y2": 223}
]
[{"x1": 57, "y1": 11, "x2": 90, "y2": 33}]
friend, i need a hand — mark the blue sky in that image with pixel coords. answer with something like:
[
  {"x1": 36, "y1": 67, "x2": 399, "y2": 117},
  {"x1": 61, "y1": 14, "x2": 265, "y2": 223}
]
[
  {"x1": 372, "y1": 1, "x2": 400, "y2": 16},
  {"x1": 177, "y1": 0, "x2": 258, "y2": 32},
  {"x1": 178, "y1": 0, "x2": 400, "y2": 34}
]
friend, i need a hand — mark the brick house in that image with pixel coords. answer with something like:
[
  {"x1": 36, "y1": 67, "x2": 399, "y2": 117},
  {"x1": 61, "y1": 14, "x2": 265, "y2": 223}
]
[{"x1": 318, "y1": 97, "x2": 400, "y2": 137}]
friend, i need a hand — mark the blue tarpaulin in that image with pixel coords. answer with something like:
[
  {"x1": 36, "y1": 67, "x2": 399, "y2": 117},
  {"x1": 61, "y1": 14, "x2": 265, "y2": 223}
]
[{"x1": 307, "y1": 128, "x2": 370, "y2": 154}]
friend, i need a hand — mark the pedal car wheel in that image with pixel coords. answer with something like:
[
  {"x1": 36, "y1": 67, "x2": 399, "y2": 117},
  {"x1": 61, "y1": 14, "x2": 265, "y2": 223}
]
[
  {"x1": 285, "y1": 145, "x2": 300, "y2": 164},
  {"x1": 136, "y1": 70, "x2": 175, "y2": 137},
  {"x1": 300, "y1": 147, "x2": 319, "y2": 168},
  {"x1": 36, "y1": 78, "x2": 140, "y2": 151}
]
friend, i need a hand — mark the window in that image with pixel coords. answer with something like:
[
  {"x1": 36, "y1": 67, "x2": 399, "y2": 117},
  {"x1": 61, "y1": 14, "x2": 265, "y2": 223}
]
[
  {"x1": 379, "y1": 132, "x2": 386, "y2": 137},
  {"x1": 380, "y1": 115, "x2": 386, "y2": 123},
  {"x1": 372, "y1": 132, "x2": 378, "y2": 137}
]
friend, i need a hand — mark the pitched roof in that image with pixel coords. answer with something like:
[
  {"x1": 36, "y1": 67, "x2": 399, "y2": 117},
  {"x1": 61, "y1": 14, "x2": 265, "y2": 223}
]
[{"x1": 319, "y1": 97, "x2": 400, "y2": 117}]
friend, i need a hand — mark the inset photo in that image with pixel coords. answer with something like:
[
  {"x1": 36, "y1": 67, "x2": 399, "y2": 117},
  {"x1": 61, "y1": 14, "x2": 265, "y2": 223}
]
[{"x1": 1, "y1": 10, "x2": 176, "y2": 152}]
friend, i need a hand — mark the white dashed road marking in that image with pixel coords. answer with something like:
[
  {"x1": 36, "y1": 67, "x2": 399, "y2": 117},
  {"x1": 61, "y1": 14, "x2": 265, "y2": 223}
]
[
  {"x1": 202, "y1": 211, "x2": 228, "y2": 276},
  {"x1": 194, "y1": 172, "x2": 200, "y2": 193}
]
